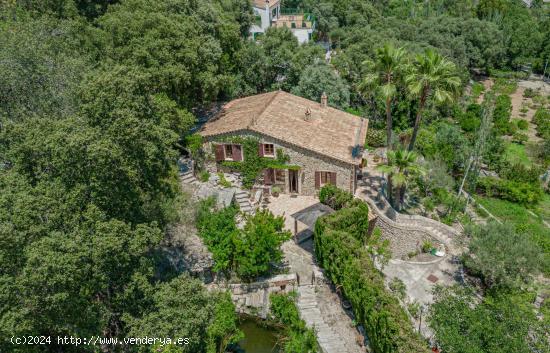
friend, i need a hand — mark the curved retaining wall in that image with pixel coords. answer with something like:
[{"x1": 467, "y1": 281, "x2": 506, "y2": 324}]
[{"x1": 363, "y1": 196, "x2": 442, "y2": 259}]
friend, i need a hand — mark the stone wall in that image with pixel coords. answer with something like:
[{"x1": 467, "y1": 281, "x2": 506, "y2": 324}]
[
  {"x1": 362, "y1": 197, "x2": 443, "y2": 259},
  {"x1": 203, "y1": 131, "x2": 356, "y2": 196},
  {"x1": 209, "y1": 274, "x2": 298, "y2": 318},
  {"x1": 370, "y1": 214, "x2": 437, "y2": 259}
]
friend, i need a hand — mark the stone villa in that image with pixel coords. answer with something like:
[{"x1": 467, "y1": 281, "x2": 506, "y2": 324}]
[{"x1": 200, "y1": 91, "x2": 368, "y2": 196}]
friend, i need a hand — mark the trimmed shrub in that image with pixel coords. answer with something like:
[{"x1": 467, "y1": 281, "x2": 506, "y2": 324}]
[
  {"x1": 318, "y1": 184, "x2": 354, "y2": 210},
  {"x1": 314, "y1": 203, "x2": 428, "y2": 353}
]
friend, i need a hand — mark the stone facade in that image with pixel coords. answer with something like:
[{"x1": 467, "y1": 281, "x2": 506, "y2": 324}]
[
  {"x1": 208, "y1": 274, "x2": 298, "y2": 318},
  {"x1": 203, "y1": 131, "x2": 357, "y2": 196}
]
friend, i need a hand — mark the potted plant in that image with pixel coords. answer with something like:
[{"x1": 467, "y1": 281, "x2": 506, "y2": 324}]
[{"x1": 271, "y1": 186, "x2": 282, "y2": 197}]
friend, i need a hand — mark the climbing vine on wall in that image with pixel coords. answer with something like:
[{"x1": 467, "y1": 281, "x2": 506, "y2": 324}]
[{"x1": 217, "y1": 136, "x2": 298, "y2": 188}]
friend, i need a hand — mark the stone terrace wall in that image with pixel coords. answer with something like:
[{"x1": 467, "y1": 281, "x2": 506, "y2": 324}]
[{"x1": 209, "y1": 274, "x2": 298, "y2": 318}]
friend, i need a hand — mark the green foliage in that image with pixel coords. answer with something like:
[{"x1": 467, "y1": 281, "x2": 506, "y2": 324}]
[
  {"x1": 533, "y1": 108, "x2": 550, "y2": 139},
  {"x1": 421, "y1": 240, "x2": 433, "y2": 253},
  {"x1": 318, "y1": 184, "x2": 354, "y2": 210},
  {"x1": 291, "y1": 64, "x2": 350, "y2": 109},
  {"x1": 477, "y1": 177, "x2": 543, "y2": 205},
  {"x1": 388, "y1": 277, "x2": 407, "y2": 301},
  {"x1": 196, "y1": 200, "x2": 290, "y2": 281},
  {"x1": 217, "y1": 172, "x2": 232, "y2": 188},
  {"x1": 270, "y1": 292, "x2": 318, "y2": 353},
  {"x1": 430, "y1": 286, "x2": 548, "y2": 353},
  {"x1": 493, "y1": 94, "x2": 512, "y2": 134},
  {"x1": 475, "y1": 196, "x2": 550, "y2": 260},
  {"x1": 220, "y1": 136, "x2": 291, "y2": 189},
  {"x1": 199, "y1": 170, "x2": 211, "y2": 182},
  {"x1": 471, "y1": 82, "x2": 485, "y2": 100},
  {"x1": 491, "y1": 78, "x2": 517, "y2": 95},
  {"x1": 196, "y1": 198, "x2": 240, "y2": 275},
  {"x1": 235, "y1": 210, "x2": 291, "y2": 280},
  {"x1": 462, "y1": 222, "x2": 545, "y2": 289},
  {"x1": 522, "y1": 87, "x2": 537, "y2": 98},
  {"x1": 127, "y1": 275, "x2": 241, "y2": 353},
  {"x1": 365, "y1": 128, "x2": 387, "y2": 148},
  {"x1": 516, "y1": 119, "x2": 528, "y2": 130},
  {"x1": 511, "y1": 131, "x2": 528, "y2": 145},
  {"x1": 314, "y1": 202, "x2": 428, "y2": 353}
]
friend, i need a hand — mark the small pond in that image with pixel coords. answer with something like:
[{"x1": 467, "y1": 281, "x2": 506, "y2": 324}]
[{"x1": 236, "y1": 318, "x2": 280, "y2": 353}]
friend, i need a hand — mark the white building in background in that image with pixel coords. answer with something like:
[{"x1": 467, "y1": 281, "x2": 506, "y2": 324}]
[{"x1": 249, "y1": 0, "x2": 315, "y2": 44}]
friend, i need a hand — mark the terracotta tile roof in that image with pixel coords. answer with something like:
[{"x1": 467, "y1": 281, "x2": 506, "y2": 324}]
[
  {"x1": 252, "y1": 0, "x2": 280, "y2": 9},
  {"x1": 200, "y1": 91, "x2": 368, "y2": 165}
]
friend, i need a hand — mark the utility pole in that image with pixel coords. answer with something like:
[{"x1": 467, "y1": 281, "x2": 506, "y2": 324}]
[{"x1": 543, "y1": 59, "x2": 548, "y2": 81}]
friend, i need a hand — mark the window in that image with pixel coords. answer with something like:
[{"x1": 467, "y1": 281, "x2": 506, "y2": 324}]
[
  {"x1": 224, "y1": 144, "x2": 233, "y2": 160},
  {"x1": 263, "y1": 143, "x2": 275, "y2": 156},
  {"x1": 315, "y1": 171, "x2": 336, "y2": 189},
  {"x1": 319, "y1": 171, "x2": 330, "y2": 186},
  {"x1": 291, "y1": 22, "x2": 296, "y2": 28},
  {"x1": 275, "y1": 170, "x2": 285, "y2": 183},
  {"x1": 302, "y1": 22, "x2": 307, "y2": 28}
]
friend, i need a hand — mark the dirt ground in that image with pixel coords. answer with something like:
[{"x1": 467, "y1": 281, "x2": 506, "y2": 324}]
[{"x1": 510, "y1": 83, "x2": 545, "y2": 143}]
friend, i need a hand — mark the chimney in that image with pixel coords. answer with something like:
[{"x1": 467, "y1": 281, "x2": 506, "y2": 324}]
[
  {"x1": 320, "y1": 92, "x2": 328, "y2": 108},
  {"x1": 304, "y1": 107, "x2": 312, "y2": 121}
]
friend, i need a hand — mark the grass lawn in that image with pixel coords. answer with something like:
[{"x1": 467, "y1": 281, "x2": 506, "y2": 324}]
[
  {"x1": 475, "y1": 196, "x2": 550, "y2": 256},
  {"x1": 504, "y1": 142, "x2": 532, "y2": 167}
]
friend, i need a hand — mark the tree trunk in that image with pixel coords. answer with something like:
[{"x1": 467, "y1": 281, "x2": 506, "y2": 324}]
[
  {"x1": 387, "y1": 175, "x2": 394, "y2": 208},
  {"x1": 408, "y1": 87, "x2": 429, "y2": 151},
  {"x1": 399, "y1": 185, "x2": 406, "y2": 210},
  {"x1": 385, "y1": 97, "x2": 393, "y2": 149}
]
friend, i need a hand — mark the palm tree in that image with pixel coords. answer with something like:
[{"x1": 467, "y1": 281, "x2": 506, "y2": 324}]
[
  {"x1": 406, "y1": 49, "x2": 461, "y2": 151},
  {"x1": 360, "y1": 44, "x2": 407, "y2": 149},
  {"x1": 377, "y1": 149, "x2": 424, "y2": 210}
]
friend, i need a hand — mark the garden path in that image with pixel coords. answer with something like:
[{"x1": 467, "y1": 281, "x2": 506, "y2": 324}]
[{"x1": 268, "y1": 195, "x2": 366, "y2": 353}]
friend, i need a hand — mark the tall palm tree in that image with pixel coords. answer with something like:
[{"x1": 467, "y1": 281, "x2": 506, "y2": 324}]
[
  {"x1": 377, "y1": 149, "x2": 424, "y2": 210},
  {"x1": 360, "y1": 44, "x2": 407, "y2": 149},
  {"x1": 406, "y1": 49, "x2": 461, "y2": 151}
]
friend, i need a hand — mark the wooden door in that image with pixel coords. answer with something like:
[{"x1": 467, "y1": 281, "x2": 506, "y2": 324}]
[{"x1": 288, "y1": 170, "x2": 299, "y2": 193}]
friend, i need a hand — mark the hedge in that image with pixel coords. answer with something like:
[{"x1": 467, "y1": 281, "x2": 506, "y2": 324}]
[
  {"x1": 318, "y1": 184, "x2": 354, "y2": 210},
  {"x1": 314, "y1": 202, "x2": 428, "y2": 353}
]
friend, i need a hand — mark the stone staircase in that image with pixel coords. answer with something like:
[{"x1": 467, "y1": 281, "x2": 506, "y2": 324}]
[
  {"x1": 297, "y1": 285, "x2": 360, "y2": 353},
  {"x1": 234, "y1": 190, "x2": 254, "y2": 214},
  {"x1": 181, "y1": 171, "x2": 199, "y2": 185},
  {"x1": 358, "y1": 170, "x2": 460, "y2": 248}
]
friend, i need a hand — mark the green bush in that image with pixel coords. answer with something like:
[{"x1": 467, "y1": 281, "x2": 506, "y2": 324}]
[
  {"x1": 511, "y1": 131, "x2": 528, "y2": 145},
  {"x1": 365, "y1": 128, "x2": 386, "y2": 148},
  {"x1": 533, "y1": 108, "x2": 550, "y2": 139},
  {"x1": 493, "y1": 95, "x2": 512, "y2": 135},
  {"x1": 217, "y1": 172, "x2": 231, "y2": 188},
  {"x1": 314, "y1": 202, "x2": 428, "y2": 353},
  {"x1": 516, "y1": 119, "x2": 528, "y2": 130},
  {"x1": 318, "y1": 184, "x2": 354, "y2": 210},
  {"x1": 477, "y1": 177, "x2": 543, "y2": 205},
  {"x1": 196, "y1": 200, "x2": 290, "y2": 280},
  {"x1": 270, "y1": 292, "x2": 318, "y2": 353},
  {"x1": 523, "y1": 88, "x2": 537, "y2": 98},
  {"x1": 199, "y1": 170, "x2": 210, "y2": 182}
]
